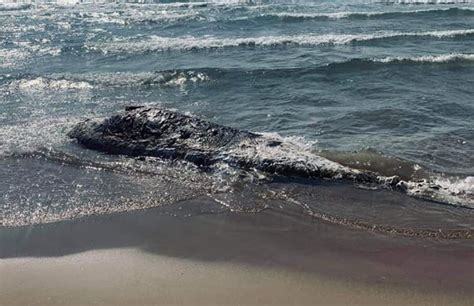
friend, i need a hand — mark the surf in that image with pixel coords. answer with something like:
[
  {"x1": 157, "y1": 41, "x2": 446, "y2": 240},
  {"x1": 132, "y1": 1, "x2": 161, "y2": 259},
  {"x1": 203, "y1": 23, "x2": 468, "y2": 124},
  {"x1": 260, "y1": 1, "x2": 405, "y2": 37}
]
[
  {"x1": 67, "y1": 106, "x2": 474, "y2": 209},
  {"x1": 88, "y1": 29, "x2": 474, "y2": 54}
]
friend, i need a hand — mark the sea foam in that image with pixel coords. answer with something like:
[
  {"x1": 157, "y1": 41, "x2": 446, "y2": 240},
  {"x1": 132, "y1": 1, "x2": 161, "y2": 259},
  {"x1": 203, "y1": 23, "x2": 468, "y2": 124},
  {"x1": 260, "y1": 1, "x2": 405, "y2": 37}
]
[
  {"x1": 9, "y1": 77, "x2": 93, "y2": 92},
  {"x1": 90, "y1": 29, "x2": 474, "y2": 53},
  {"x1": 374, "y1": 53, "x2": 474, "y2": 63},
  {"x1": 268, "y1": 7, "x2": 474, "y2": 20}
]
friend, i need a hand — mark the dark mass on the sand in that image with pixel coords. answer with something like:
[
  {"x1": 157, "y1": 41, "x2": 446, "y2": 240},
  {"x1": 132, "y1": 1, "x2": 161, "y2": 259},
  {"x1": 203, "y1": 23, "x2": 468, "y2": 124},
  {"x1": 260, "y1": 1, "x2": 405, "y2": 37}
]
[{"x1": 70, "y1": 106, "x2": 404, "y2": 186}]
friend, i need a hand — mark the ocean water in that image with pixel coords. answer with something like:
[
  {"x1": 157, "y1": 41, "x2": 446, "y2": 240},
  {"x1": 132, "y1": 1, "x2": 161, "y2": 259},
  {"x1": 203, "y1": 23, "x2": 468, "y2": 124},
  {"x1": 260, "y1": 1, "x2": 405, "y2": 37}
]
[{"x1": 0, "y1": 0, "x2": 473, "y2": 236}]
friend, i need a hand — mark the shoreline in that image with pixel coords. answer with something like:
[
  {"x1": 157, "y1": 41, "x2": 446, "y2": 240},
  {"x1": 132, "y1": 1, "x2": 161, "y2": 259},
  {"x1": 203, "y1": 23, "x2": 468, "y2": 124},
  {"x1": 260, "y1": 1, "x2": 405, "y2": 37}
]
[
  {"x1": 1, "y1": 196, "x2": 473, "y2": 305},
  {"x1": 1, "y1": 248, "x2": 472, "y2": 306}
]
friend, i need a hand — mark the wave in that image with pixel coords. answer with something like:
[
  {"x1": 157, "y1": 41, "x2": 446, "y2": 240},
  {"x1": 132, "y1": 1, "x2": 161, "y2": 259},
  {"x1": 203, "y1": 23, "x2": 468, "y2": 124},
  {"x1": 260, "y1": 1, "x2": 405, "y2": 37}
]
[
  {"x1": 245, "y1": 134, "x2": 474, "y2": 209},
  {"x1": 7, "y1": 146, "x2": 472, "y2": 237},
  {"x1": 2, "y1": 121, "x2": 472, "y2": 233},
  {"x1": 7, "y1": 51, "x2": 471, "y2": 92},
  {"x1": 379, "y1": 0, "x2": 474, "y2": 4},
  {"x1": 127, "y1": 2, "x2": 210, "y2": 8},
  {"x1": 68, "y1": 5, "x2": 474, "y2": 25},
  {"x1": 318, "y1": 148, "x2": 473, "y2": 208},
  {"x1": 266, "y1": 7, "x2": 474, "y2": 21},
  {"x1": 8, "y1": 0, "x2": 242, "y2": 10},
  {"x1": 321, "y1": 53, "x2": 474, "y2": 70},
  {"x1": 373, "y1": 53, "x2": 474, "y2": 63},
  {"x1": 65, "y1": 106, "x2": 474, "y2": 209},
  {"x1": 74, "y1": 10, "x2": 204, "y2": 25},
  {"x1": 89, "y1": 29, "x2": 474, "y2": 53},
  {"x1": 7, "y1": 52, "x2": 470, "y2": 93},
  {"x1": 318, "y1": 148, "x2": 430, "y2": 181},
  {"x1": 87, "y1": 70, "x2": 210, "y2": 87},
  {"x1": 6, "y1": 71, "x2": 210, "y2": 92},
  {"x1": 8, "y1": 77, "x2": 93, "y2": 92},
  {"x1": 405, "y1": 176, "x2": 474, "y2": 208},
  {"x1": 0, "y1": 3, "x2": 32, "y2": 11}
]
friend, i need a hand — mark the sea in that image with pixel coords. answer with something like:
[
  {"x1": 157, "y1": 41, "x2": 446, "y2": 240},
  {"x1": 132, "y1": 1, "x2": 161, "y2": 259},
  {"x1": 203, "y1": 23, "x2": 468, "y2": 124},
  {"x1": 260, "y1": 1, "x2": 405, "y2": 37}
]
[{"x1": 0, "y1": 0, "x2": 473, "y2": 237}]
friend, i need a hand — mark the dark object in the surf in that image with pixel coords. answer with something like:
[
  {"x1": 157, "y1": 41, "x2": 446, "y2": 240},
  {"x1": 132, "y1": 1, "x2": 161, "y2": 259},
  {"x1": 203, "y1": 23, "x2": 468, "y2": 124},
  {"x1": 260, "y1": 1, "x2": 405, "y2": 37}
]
[
  {"x1": 69, "y1": 106, "x2": 259, "y2": 166},
  {"x1": 68, "y1": 106, "x2": 401, "y2": 187}
]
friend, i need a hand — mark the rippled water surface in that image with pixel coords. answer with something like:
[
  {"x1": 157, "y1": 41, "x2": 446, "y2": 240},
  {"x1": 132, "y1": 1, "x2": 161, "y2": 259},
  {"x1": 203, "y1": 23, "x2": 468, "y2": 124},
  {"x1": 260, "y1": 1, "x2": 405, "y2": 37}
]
[{"x1": 0, "y1": 0, "x2": 473, "y2": 235}]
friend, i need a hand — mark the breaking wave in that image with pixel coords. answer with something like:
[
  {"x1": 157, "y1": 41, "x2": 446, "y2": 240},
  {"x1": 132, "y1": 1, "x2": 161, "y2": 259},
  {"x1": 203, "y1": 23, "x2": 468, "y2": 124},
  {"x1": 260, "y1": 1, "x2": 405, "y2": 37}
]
[
  {"x1": 405, "y1": 176, "x2": 474, "y2": 208},
  {"x1": 5, "y1": 52, "x2": 470, "y2": 95},
  {"x1": 8, "y1": 77, "x2": 93, "y2": 92},
  {"x1": 89, "y1": 29, "x2": 474, "y2": 53},
  {"x1": 319, "y1": 146, "x2": 473, "y2": 209},
  {"x1": 0, "y1": 3, "x2": 32, "y2": 11},
  {"x1": 86, "y1": 70, "x2": 210, "y2": 87},
  {"x1": 1, "y1": 118, "x2": 472, "y2": 236},
  {"x1": 266, "y1": 7, "x2": 474, "y2": 21},
  {"x1": 5, "y1": 50, "x2": 471, "y2": 97},
  {"x1": 74, "y1": 11, "x2": 204, "y2": 25},
  {"x1": 322, "y1": 53, "x2": 474, "y2": 70},
  {"x1": 373, "y1": 53, "x2": 474, "y2": 63},
  {"x1": 380, "y1": 0, "x2": 473, "y2": 4},
  {"x1": 61, "y1": 107, "x2": 474, "y2": 210},
  {"x1": 251, "y1": 134, "x2": 474, "y2": 209},
  {"x1": 6, "y1": 71, "x2": 210, "y2": 92}
]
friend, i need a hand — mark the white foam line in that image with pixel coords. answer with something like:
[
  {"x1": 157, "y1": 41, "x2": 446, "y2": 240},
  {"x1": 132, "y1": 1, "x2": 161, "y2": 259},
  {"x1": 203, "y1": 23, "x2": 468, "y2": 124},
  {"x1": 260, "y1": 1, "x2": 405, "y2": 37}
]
[
  {"x1": 90, "y1": 29, "x2": 474, "y2": 53},
  {"x1": 269, "y1": 7, "x2": 474, "y2": 20},
  {"x1": 9, "y1": 77, "x2": 93, "y2": 92},
  {"x1": 373, "y1": 53, "x2": 474, "y2": 63},
  {"x1": 382, "y1": 0, "x2": 474, "y2": 4}
]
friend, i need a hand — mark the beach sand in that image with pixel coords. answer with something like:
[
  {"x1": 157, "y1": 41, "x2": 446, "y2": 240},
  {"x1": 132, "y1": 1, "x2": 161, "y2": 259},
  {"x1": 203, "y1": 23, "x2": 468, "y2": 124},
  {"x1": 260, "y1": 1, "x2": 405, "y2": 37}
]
[{"x1": 1, "y1": 197, "x2": 473, "y2": 305}]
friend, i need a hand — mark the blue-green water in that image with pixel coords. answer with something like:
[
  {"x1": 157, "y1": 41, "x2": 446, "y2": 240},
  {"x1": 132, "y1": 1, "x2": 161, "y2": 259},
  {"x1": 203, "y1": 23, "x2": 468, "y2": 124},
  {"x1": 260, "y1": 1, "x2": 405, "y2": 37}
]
[{"x1": 0, "y1": 0, "x2": 473, "y2": 232}]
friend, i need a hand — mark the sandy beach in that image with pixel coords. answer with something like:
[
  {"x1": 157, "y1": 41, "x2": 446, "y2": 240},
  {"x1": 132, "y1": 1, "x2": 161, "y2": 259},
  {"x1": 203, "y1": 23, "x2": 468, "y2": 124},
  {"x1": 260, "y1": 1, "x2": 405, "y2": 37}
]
[
  {"x1": 1, "y1": 248, "x2": 472, "y2": 306},
  {"x1": 1, "y1": 197, "x2": 473, "y2": 305}
]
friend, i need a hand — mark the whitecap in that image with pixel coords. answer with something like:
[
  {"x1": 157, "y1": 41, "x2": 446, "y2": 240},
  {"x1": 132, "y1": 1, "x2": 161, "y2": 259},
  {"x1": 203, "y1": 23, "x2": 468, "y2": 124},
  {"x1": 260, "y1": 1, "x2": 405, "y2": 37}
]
[
  {"x1": 52, "y1": 71, "x2": 210, "y2": 88},
  {"x1": 0, "y1": 3, "x2": 32, "y2": 11},
  {"x1": 380, "y1": 0, "x2": 473, "y2": 4},
  {"x1": 374, "y1": 53, "x2": 474, "y2": 63},
  {"x1": 89, "y1": 29, "x2": 474, "y2": 53},
  {"x1": 9, "y1": 77, "x2": 93, "y2": 92},
  {"x1": 268, "y1": 7, "x2": 474, "y2": 20}
]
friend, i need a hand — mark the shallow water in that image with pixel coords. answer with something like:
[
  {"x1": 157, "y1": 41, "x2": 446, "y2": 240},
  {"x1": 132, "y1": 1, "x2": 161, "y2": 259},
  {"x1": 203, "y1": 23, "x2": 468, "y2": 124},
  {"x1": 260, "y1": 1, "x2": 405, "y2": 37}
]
[{"x1": 0, "y1": 0, "x2": 473, "y2": 234}]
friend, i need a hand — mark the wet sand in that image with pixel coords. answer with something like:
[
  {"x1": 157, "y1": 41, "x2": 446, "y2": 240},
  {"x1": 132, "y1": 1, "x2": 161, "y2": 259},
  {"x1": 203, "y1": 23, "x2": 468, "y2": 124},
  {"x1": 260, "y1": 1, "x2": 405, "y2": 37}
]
[{"x1": 1, "y1": 196, "x2": 473, "y2": 305}]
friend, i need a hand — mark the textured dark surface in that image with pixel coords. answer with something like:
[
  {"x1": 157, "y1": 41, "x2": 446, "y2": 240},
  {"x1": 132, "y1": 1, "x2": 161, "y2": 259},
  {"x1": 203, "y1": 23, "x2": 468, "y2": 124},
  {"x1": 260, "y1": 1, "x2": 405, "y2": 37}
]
[
  {"x1": 68, "y1": 106, "x2": 394, "y2": 186},
  {"x1": 69, "y1": 106, "x2": 259, "y2": 166}
]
